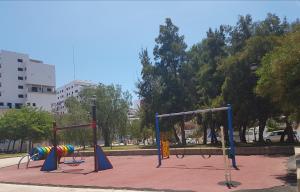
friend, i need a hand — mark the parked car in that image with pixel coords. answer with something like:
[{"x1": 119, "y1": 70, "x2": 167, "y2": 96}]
[{"x1": 265, "y1": 130, "x2": 299, "y2": 143}]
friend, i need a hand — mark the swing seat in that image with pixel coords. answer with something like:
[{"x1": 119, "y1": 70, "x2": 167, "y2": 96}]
[{"x1": 63, "y1": 159, "x2": 85, "y2": 166}]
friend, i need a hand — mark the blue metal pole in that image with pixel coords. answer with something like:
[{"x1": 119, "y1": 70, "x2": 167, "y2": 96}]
[
  {"x1": 155, "y1": 113, "x2": 162, "y2": 167},
  {"x1": 227, "y1": 104, "x2": 237, "y2": 168}
]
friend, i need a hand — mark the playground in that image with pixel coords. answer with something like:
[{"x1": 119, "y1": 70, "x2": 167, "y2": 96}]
[
  {"x1": 0, "y1": 106, "x2": 296, "y2": 192},
  {"x1": 0, "y1": 154, "x2": 292, "y2": 192}
]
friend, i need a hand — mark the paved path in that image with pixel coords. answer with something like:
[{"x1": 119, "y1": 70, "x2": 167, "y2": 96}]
[
  {"x1": 0, "y1": 183, "x2": 148, "y2": 192},
  {"x1": 0, "y1": 157, "x2": 21, "y2": 168}
]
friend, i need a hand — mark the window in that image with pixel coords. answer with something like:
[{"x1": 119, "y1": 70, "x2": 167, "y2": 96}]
[
  {"x1": 0, "y1": 102, "x2": 3, "y2": 106},
  {"x1": 0, "y1": 82, "x2": 1, "y2": 87},
  {"x1": 0, "y1": 73, "x2": 1, "y2": 78},
  {"x1": 18, "y1": 85, "x2": 23, "y2": 89},
  {"x1": 15, "y1": 103, "x2": 22, "y2": 109},
  {"x1": 24, "y1": 67, "x2": 26, "y2": 71},
  {"x1": 18, "y1": 76, "x2": 23, "y2": 80},
  {"x1": 25, "y1": 76, "x2": 27, "y2": 80},
  {"x1": 18, "y1": 94, "x2": 24, "y2": 98},
  {"x1": 75, "y1": 90, "x2": 78, "y2": 93},
  {"x1": 31, "y1": 87, "x2": 38, "y2": 92},
  {"x1": 7, "y1": 103, "x2": 12, "y2": 108},
  {"x1": 0, "y1": 64, "x2": 1, "y2": 68},
  {"x1": 32, "y1": 103, "x2": 36, "y2": 107},
  {"x1": 17, "y1": 67, "x2": 24, "y2": 71},
  {"x1": 47, "y1": 88, "x2": 52, "y2": 92},
  {"x1": 0, "y1": 92, "x2": 1, "y2": 96},
  {"x1": 27, "y1": 103, "x2": 30, "y2": 106},
  {"x1": 17, "y1": 59, "x2": 23, "y2": 62}
]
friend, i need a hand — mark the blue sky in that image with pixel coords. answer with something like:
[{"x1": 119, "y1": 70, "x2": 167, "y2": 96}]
[{"x1": 0, "y1": 1, "x2": 299, "y2": 101}]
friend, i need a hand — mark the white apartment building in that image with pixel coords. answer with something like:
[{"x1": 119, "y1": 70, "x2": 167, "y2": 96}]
[
  {"x1": 0, "y1": 50, "x2": 56, "y2": 111},
  {"x1": 54, "y1": 80, "x2": 95, "y2": 114}
]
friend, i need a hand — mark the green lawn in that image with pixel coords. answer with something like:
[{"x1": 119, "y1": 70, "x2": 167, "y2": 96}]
[{"x1": 0, "y1": 153, "x2": 26, "y2": 159}]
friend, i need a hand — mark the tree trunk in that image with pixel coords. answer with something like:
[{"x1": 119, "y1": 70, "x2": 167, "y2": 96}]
[
  {"x1": 258, "y1": 118, "x2": 267, "y2": 143},
  {"x1": 6, "y1": 140, "x2": 11, "y2": 152},
  {"x1": 180, "y1": 118, "x2": 186, "y2": 146},
  {"x1": 12, "y1": 140, "x2": 16, "y2": 152},
  {"x1": 280, "y1": 115, "x2": 295, "y2": 143},
  {"x1": 172, "y1": 126, "x2": 180, "y2": 144},
  {"x1": 238, "y1": 125, "x2": 243, "y2": 142},
  {"x1": 203, "y1": 122, "x2": 207, "y2": 145},
  {"x1": 286, "y1": 118, "x2": 295, "y2": 143},
  {"x1": 31, "y1": 141, "x2": 34, "y2": 151},
  {"x1": 224, "y1": 124, "x2": 229, "y2": 145},
  {"x1": 19, "y1": 139, "x2": 23, "y2": 153},
  {"x1": 241, "y1": 124, "x2": 247, "y2": 143},
  {"x1": 210, "y1": 123, "x2": 218, "y2": 144},
  {"x1": 103, "y1": 126, "x2": 110, "y2": 147}
]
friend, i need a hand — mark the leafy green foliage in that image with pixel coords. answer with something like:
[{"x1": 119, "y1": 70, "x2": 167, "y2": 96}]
[
  {"x1": 138, "y1": 13, "x2": 300, "y2": 144},
  {"x1": 0, "y1": 107, "x2": 53, "y2": 151},
  {"x1": 80, "y1": 84, "x2": 131, "y2": 147}
]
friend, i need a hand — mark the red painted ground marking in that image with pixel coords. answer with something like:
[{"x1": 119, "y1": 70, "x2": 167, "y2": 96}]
[{"x1": 0, "y1": 155, "x2": 288, "y2": 192}]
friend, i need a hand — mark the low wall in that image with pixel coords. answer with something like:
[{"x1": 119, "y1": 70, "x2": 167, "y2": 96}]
[{"x1": 82, "y1": 146, "x2": 294, "y2": 156}]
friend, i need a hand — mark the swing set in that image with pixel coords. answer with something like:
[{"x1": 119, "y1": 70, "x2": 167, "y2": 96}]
[
  {"x1": 155, "y1": 104, "x2": 237, "y2": 188},
  {"x1": 40, "y1": 101, "x2": 113, "y2": 173},
  {"x1": 155, "y1": 104, "x2": 237, "y2": 168}
]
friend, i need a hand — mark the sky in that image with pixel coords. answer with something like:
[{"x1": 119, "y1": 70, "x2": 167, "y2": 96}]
[{"x1": 0, "y1": 1, "x2": 299, "y2": 102}]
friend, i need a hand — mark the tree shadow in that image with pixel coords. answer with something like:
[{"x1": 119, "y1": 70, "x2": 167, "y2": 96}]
[
  {"x1": 160, "y1": 165, "x2": 227, "y2": 171},
  {"x1": 272, "y1": 172, "x2": 297, "y2": 186}
]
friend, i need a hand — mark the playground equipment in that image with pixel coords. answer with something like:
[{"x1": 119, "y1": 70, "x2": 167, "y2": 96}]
[
  {"x1": 155, "y1": 104, "x2": 237, "y2": 169},
  {"x1": 220, "y1": 126, "x2": 233, "y2": 188},
  {"x1": 17, "y1": 145, "x2": 75, "y2": 169},
  {"x1": 40, "y1": 100, "x2": 113, "y2": 172}
]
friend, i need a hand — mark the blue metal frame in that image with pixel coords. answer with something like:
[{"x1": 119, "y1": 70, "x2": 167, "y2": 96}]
[
  {"x1": 227, "y1": 104, "x2": 237, "y2": 168},
  {"x1": 155, "y1": 113, "x2": 162, "y2": 167},
  {"x1": 155, "y1": 105, "x2": 237, "y2": 168}
]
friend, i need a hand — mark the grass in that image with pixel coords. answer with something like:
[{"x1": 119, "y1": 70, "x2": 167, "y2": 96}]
[{"x1": 0, "y1": 153, "x2": 26, "y2": 159}]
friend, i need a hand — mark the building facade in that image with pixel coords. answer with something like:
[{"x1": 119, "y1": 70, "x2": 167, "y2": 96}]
[
  {"x1": 54, "y1": 80, "x2": 95, "y2": 114},
  {"x1": 0, "y1": 50, "x2": 56, "y2": 111}
]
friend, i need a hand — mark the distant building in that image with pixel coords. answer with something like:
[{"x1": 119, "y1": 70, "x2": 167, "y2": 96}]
[
  {"x1": 128, "y1": 108, "x2": 139, "y2": 121},
  {"x1": 54, "y1": 80, "x2": 96, "y2": 114},
  {"x1": 0, "y1": 50, "x2": 56, "y2": 111}
]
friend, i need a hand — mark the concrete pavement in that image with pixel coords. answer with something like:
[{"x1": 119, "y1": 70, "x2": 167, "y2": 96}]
[
  {"x1": 0, "y1": 183, "x2": 150, "y2": 192},
  {"x1": 0, "y1": 157, "x2": 21, "y2": 168}
]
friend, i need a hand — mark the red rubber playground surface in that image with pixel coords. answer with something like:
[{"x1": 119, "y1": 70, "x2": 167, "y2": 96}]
[{"x1": 0, "y1": 155, "x2": 290, "y2": 192}]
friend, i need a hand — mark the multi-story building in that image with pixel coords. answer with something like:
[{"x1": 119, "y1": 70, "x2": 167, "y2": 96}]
[
  {"x1": 0, "y1": 50, "x2": 56, "y2": 111},
  {"x1": 54, "y1": 80, "x2": 95, "y2": 114}
]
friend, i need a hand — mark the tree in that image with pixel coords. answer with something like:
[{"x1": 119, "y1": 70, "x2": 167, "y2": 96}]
[
  {"x1": 256, "y1": 31, "x2": 300, "y2": 143},
  {"x1": 56, "y1": 97, "x2": 91, "y2": 148},
  {"x1": 220, "y1": 35, "x2": 280, "y2": 143},
  {"x1": 229, "y1": 14, "x2": 253, "y2": 54},
  {"x1": 0, "y1": 107, "x2": 53, "y2": 152},
  {"x1": 80, "y1": 84, "x2": 131, "y2": 147},
  {"x1": 137, "y1": 18, "x2": 188, "y2": 145},
  {"x1": 137, "y1": 48, "x2": 162, "y2": 128},
  {"x1": 189, "y1": 26, "x2": 228, "y2": 144},
  {"x1": 254, "y1": 13, "x2": 289, "y2": 36}
]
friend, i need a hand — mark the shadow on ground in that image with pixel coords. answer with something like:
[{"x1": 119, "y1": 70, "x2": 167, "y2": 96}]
[{"x1": 233, "y1": 185, "x2": 296, "y2": 192}]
